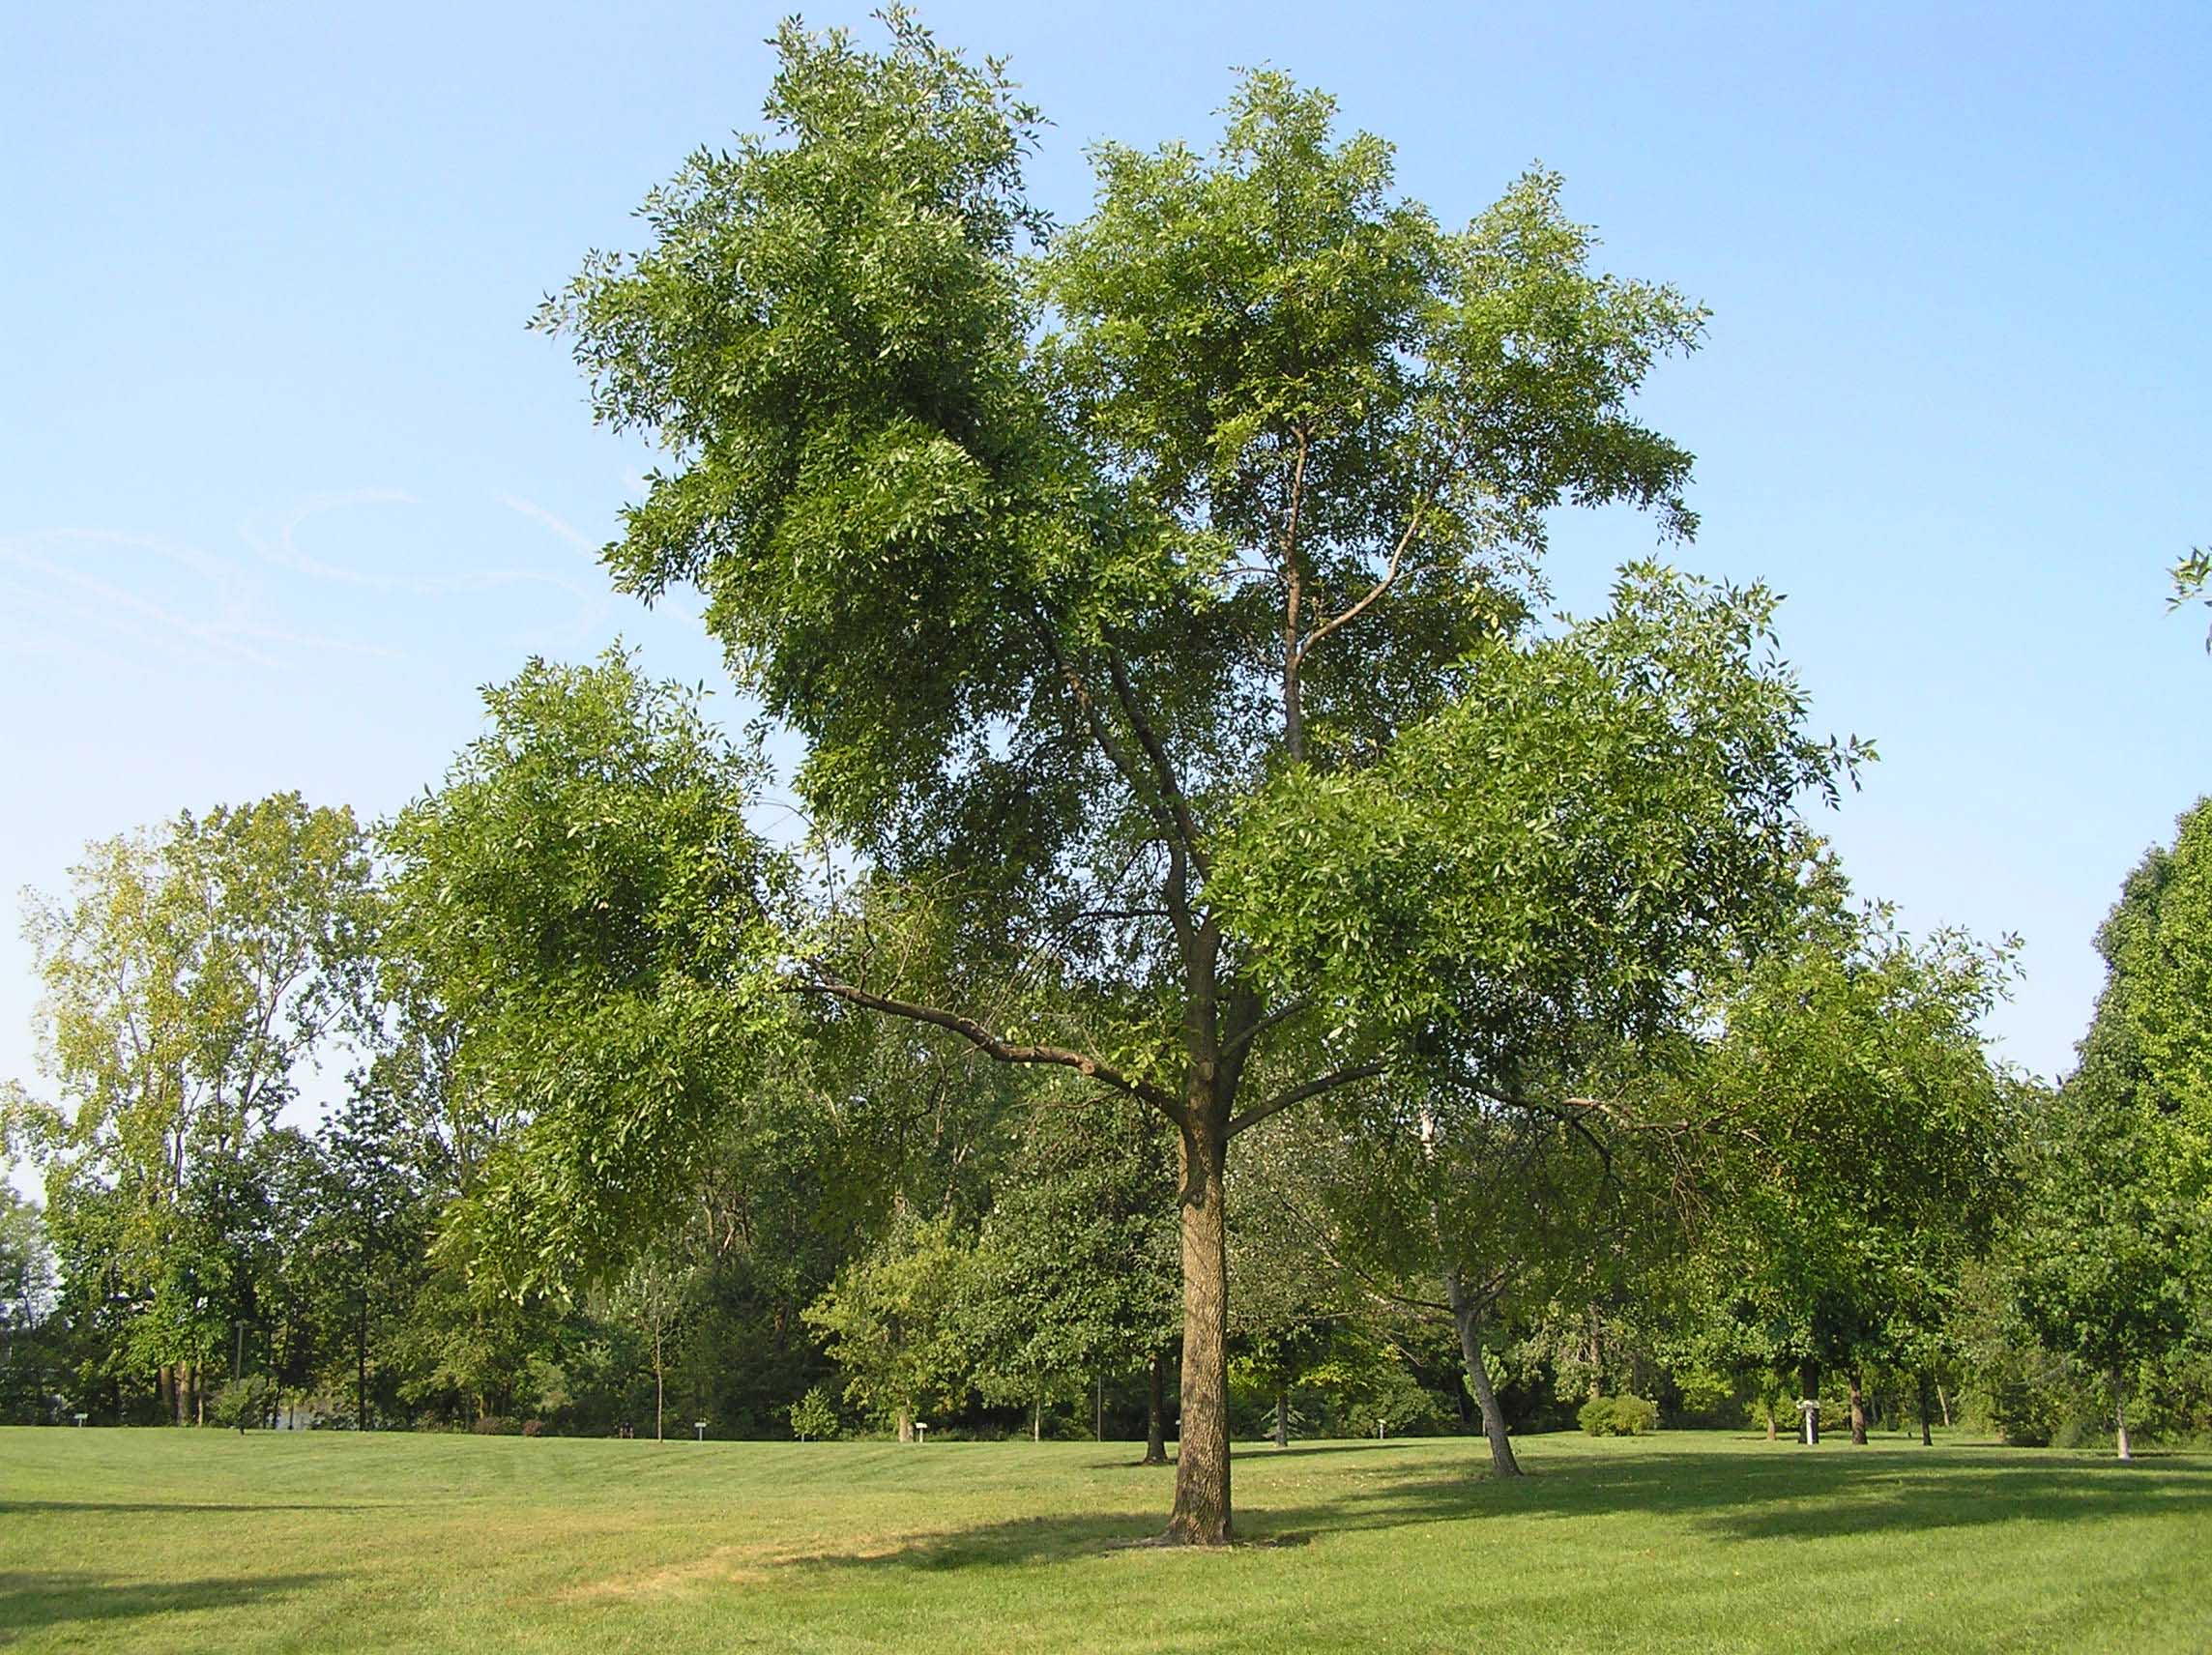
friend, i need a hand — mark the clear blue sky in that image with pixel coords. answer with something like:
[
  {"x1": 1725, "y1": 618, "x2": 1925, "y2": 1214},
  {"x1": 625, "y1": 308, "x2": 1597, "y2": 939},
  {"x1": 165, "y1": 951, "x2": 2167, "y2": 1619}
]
[{"x1": 4, "y1": 1, "x2": 2207, "y2": 1128}]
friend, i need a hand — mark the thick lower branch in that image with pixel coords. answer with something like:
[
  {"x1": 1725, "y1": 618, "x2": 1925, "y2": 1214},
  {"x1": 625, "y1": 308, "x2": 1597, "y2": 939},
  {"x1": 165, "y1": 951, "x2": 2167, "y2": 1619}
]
[
  {"x1": 792, "y1": 968, "x2": 1182, "y2": 1121},
  {"x1": 1227, "y1": 1061, "x2": 1384, "y2": 1138}
]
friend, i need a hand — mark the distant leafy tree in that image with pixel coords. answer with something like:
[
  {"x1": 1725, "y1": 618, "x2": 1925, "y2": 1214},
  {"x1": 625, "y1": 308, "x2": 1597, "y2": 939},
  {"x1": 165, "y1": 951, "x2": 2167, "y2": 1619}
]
[
  {"x1": 15, "y1": 795, "x2": 370, "y2": 1422},
  {"x1": 0, "y1": 1188, "x2": 57, "y2": 1423},
  {"x1": 1681, "y1": 895, "x2": 2021, "y2": 1445},
  {"x1": 607, "y1": 1238, "x2": 695, "y2": 1441},
  {"x1": 803, "y1": 1209, "x2": 973, "y2": 1441},
  {"x1": 962, "y1": 1092, "x2": 1178, "y2": 1442},
  {"x1": 2013, "y1": 798, "x2": 2212, "y2": 1458}
]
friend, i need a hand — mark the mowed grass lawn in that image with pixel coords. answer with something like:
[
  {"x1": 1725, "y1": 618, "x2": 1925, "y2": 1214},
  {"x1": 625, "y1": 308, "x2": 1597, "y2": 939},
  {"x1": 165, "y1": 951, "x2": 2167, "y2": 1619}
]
[{"x1": 2, "y1": 1426, "x2": 2206, "y2": 1653}]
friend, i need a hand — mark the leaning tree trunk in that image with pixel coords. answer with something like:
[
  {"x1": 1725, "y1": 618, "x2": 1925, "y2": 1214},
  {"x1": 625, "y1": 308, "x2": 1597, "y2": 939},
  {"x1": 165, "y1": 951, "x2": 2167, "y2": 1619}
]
[
  {"x1": 1848, "y1": 1372, "x2": 1869, "y2": 1445},
  {"x1": 1166, "y1": 1106, "x2": 1232, "y2": 1545},
  {"x1": 1144, "y1": 1352, "x2": 1169, "y2": 1466},
  {"x1": 1445, "y1": 1265, "x2": 1522, "y2": 1478},
  {"x1": 2112, "y1": 1366, "x2": 2133, "y2": 1463}
]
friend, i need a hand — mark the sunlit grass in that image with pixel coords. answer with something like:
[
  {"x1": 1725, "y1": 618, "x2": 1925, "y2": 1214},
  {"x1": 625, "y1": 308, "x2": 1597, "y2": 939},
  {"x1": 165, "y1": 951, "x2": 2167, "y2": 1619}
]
[{"x1": 3, "y1": 1426, "x2": 2206, "y2": 1652}]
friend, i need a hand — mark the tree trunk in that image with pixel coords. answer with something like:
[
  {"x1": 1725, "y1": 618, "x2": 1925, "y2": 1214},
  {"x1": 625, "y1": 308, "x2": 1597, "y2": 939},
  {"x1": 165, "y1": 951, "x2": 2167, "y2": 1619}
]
[
  {"x1": 1799, "y1": 1359, "x2": 1820, "y2": 1444},
  {"x1": 1095, "y1": 1373, "x2": 1105, "y2": 1442},
  {"x1": 896, "y1": 1406, "x2": 915, "y2": 1445},
  {"x1": 1936, "y1": 1379, "x2": 1952, "y2": 1427},
  {"x1": 1143, "y1": 1351, "x2": 1169, "y2": 1466},
  {"x1": 1166, "y1": 1109, "x2": 1232, "y2": 1544},
  {"x1": 1445, "y1": 1265, "x2": 1522, "y2": 1478},
  {"x1": 1586, "y1": 1307, "x2": 1606, "y2": 1402},
  {"x1": 1848, "y1": 1372, "x2": 1869, "y2": 1445},
  {"x1": 655, "y1": 1366, "x2": 665, "y2": 1442},
  {"x1": 1272, "y1": 1390, "x2": 1289, "y2": 1449},
  {"x1": 357, "y1": 1304, "x2": 369, "y2": 1432},
  {"x1": 1764, "y1": 1404, "x2": 1778, "y2": 1442},
  {"x1": 2112, "y1": 1366, "x2": 2132, "y2": 1463},
  {"x1": 1917, "y1": 1371, "x2": 1934, "y2": 1446},
  {"x1": 1033, "y1": 1393, "x2": 1042, "y2": 1443}
]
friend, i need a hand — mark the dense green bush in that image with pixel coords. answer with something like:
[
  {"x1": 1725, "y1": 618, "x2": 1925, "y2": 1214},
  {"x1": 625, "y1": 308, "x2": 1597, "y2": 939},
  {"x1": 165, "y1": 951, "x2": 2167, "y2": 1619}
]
[
  {"x1": 210, "y1": 1375, "x2": 276, "y2": 1432},
  {"x1": 787, "y1": 1386, "x2": 839, "y2": 1441},
  {"x1": 1579, "y1": 1394, "x2": 1659, "y2": 1437}
]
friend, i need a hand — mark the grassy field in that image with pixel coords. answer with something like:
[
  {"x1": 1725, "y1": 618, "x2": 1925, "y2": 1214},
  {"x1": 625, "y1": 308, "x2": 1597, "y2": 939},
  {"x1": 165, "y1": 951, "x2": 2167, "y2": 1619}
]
[{"x1": 2, "y1": 1426, "x2": 2206, "y2": 1653}]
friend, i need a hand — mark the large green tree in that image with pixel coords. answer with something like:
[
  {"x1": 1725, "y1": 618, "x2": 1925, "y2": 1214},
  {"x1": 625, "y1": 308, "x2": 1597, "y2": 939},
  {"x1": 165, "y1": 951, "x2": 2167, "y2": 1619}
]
[
  {"x1": 2015, "y1": 797, "x2": 2212, "y2": 1458},
  {"x1": 15, "y1": 794, "x2": 370, "y2": 1423},
  {"x1": 538, "y1": 14, "x2": 1847, "y2": 1541},
  {"x1": 1679, "y1": 897, "x2": 2021, "y2": 1446}
]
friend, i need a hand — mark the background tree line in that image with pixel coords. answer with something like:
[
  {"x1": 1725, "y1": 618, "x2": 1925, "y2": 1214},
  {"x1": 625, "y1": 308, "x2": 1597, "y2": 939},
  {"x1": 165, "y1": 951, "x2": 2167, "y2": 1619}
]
[{"x1": 4, "y1": 765, "x2": 2206, "y2": 1461}]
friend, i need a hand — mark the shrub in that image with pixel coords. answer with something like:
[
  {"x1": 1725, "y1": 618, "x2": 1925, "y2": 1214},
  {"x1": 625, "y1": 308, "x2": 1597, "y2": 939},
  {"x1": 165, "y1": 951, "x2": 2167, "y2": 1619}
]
[
  {"x1": 209, "y1": 1375, "x2": 276, "y2": 1433},
  {"x1": 1579, "y1": 1394, "x2": 1659, "y2": 1437},
  {"x1": 788, "y1": 1386, "x2": 840, "y2": 1441},
  {"x1": 521, "y1": 1418, "x2": 545, "y2": 1437},
  {"x1": 470, "y1": 1415, "x2": 520, "y2": 1437}
]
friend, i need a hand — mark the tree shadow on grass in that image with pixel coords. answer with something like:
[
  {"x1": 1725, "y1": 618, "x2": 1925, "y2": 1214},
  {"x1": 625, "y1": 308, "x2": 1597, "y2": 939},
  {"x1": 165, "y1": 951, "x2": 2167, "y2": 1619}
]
[
  {"x1": 1081, "y1": 1441, "x2": 1428, "y2": 1471},
  {"x1": 0, "y1": 1570, "x2": 334, "y2": 1644},
  {"x1": 1521, "y1": 1448, "x2": 2212, "y2": 1544},
  {"x1": 775, "y1": 1442, "x2": 2212, "y2": 1571},
  {"x1": 0, "y1": 1500, "x2": 364, "y2": 1515}
]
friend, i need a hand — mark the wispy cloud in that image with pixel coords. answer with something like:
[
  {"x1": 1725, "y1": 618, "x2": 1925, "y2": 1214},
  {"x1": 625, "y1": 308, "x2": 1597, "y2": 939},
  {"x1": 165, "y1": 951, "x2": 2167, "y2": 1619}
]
[
  {"x1": 257, "y1": 490, "x2": 601, "y2": 605},
  {"x1": 1, "y1": 541, "x2": 281, "y2": 670},
  {"x1": 496, "y1": 493, "x2": 598, "y2": 555}
]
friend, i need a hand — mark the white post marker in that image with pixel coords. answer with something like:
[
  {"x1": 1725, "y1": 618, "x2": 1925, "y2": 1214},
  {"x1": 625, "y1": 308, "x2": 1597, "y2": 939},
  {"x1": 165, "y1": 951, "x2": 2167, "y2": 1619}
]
[
  {"x1": 915, "y1": 1421, "x2": 929, "y2": 1444},
  {"x1": 693, "y1": 1420, "x2": 708, "y2": 1442}
]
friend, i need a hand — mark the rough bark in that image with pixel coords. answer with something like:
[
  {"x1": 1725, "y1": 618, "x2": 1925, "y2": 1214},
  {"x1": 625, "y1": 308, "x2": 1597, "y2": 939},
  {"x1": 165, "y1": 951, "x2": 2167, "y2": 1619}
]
[
  {"x1": 1272, "y1": 1391, "x2": 1290, "y2": 1449},
  {"x1": 1936, "y1": 1380, "x2": 1952, "y2": 1427},
  {"x1": 1848, "y1": 1372, "x2": 1869, "y2": 1445},
  {"x1": 1445, "y1": 1265, "x2": 1522, "y2": 1478},
  {"x1": 1166, "y1": 1109, "x2": 1232, "y2": 1544},
  {"x1": 1143, "y1": 1351, "x2": 1169, "y2": 1466},
  {"x1": 896, "y1": 1406, "x2": 915, "y2": 1445}
]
